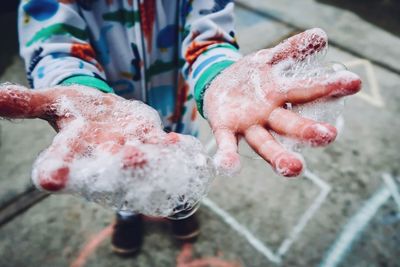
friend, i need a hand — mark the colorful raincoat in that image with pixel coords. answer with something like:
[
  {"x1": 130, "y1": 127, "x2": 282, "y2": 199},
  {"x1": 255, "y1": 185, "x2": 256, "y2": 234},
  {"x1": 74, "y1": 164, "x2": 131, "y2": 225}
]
[{"x1": 18, "y1": 0, "x2": 242, "y2": 135}]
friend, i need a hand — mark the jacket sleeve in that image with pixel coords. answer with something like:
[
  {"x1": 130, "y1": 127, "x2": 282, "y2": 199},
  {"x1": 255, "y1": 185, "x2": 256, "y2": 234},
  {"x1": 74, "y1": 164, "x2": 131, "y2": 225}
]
[
  {"x1": 181, "y1": 0, "x2": 242, "y2": 117},
  {"x1": 18, "y1": 0, "x2": 113, "y2": 93}
]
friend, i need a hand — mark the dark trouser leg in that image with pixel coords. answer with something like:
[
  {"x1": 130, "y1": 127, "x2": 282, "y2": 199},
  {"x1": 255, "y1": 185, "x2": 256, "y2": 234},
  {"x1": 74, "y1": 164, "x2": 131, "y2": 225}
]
[
  {"x1": 111, "y1": 211, "x2": 143, "y2": 256},
  {"x1": 167, "y1": 202, "x2": 201, "y2": 242}
]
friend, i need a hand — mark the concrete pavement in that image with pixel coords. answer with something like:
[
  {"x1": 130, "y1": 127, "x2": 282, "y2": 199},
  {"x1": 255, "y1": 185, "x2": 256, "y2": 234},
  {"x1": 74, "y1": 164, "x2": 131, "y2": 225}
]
[{"x1": 0, "y1": 2, "x2": 399, "y2": 267}]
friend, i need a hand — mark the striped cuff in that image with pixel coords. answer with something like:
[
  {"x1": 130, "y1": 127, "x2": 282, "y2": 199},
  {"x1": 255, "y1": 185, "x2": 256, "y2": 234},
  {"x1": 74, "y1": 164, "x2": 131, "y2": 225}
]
[
  {"x1": 194, "y1": 60, "x2": 235, "y2": 117},
  {"x1": 188, "y1": 43, "x2": 241, "y2": 118},
  {"x1": 60, "y1": 75, "x2": 114, "y2": 94}
]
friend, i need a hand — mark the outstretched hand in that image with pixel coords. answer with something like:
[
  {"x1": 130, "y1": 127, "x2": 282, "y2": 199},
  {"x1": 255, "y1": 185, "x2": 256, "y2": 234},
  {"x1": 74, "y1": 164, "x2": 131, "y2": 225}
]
[
  {"x1": 0, "y1": 85, "x2": 191, "y2": 192},
  {"x1": 204, "y1": 28, "x2": 361, "y2": 177}
]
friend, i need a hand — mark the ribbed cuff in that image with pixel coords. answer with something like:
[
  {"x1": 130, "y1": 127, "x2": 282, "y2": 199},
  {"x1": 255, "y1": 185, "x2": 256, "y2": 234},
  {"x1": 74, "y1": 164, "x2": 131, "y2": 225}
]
[
  {"x1": 194, "y1": 60, "x2": 235, "y2": 118},
  {"x1": 60, "y1": 75, "x2": 114, "y2": 94}
]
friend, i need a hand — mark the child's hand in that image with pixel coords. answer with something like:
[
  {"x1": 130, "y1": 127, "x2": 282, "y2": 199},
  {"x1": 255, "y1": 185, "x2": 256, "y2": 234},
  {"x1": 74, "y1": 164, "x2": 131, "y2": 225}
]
[
  {"x1": 204, "y1": 28, "x2": 361, "y2": 177},
  {"x1": 0, "y1": 85, "x2": 203, "y2": 192},
  {"x1": 0, "y1": 84, "x2": 215, "y2": 215}
]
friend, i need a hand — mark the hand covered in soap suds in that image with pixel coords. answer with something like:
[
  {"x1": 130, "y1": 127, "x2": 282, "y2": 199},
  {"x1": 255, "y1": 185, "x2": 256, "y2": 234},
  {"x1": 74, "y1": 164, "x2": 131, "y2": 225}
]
[
  {"x1": 204, "y1": 28, "x2": 361, "y2": 177},
  {"x1": 0, "y1": 84, "x2": 214, "y2": 216}
]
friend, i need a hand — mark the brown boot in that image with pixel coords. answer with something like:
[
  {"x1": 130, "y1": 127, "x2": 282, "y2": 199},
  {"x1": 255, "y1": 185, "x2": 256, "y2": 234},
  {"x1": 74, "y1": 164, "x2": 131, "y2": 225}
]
[
  {"x1": 111, "y1": 213, "x2": 143, "y2": 256},
  {"x1": 168, "y1": 210, "x2": 200, "y2": 242}
]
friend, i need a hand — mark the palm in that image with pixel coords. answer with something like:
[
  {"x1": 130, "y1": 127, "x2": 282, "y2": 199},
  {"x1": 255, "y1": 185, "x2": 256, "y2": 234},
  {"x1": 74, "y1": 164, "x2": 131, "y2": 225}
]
[
  {"x1": 0, "y1": 85, "x2": 207, "y2": 194},
  {"x1": 204, "y1": 28, "x2": 361, "y2": 177}
]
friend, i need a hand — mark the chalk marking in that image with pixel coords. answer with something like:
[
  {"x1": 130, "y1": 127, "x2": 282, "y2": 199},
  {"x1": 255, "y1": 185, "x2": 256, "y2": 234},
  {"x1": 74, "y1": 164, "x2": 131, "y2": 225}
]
[
  {"x1": 70, "y1": 224, "x2": 113, "y2": 267},
  {"x1": 278, "y1": 170, "x2": 331, "y2": 256},
  {"x1": 204, "y1": 139, "x2": 332, "y2": 263},
  {"x1": 176, "y1": 243, "x2": 242, "y2": 267},
  {"x1": 381, "y1": 173, "x2": 400, "y2": 211},
  {"x1": 345, "y1": 59, "x2": 384, "y2": 108},
  {"x1": 319, "y1": 185, "x2": 391, "y2": 267},
  {"x1": 202, "y1": 197, "x2": 282, "y2": 264}
]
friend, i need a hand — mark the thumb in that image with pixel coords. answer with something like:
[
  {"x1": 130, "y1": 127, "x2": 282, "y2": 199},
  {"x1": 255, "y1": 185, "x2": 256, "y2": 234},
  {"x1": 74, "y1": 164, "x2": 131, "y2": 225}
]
[
  {"x1": 212, "y1": 128, "x2": 241, "y2": 177},
  {"x1": 0, "y1": 83, "x2": 52, "y2": 119}
]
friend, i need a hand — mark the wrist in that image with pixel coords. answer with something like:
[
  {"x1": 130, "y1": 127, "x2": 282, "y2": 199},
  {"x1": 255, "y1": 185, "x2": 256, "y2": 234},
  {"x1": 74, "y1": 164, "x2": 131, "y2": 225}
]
[
  {"x1": 194, "y1": 60, "x2": 235, "y2": 118},
  {"x1": 60, "y1": 75, "x2": 114, "y2": 94}
]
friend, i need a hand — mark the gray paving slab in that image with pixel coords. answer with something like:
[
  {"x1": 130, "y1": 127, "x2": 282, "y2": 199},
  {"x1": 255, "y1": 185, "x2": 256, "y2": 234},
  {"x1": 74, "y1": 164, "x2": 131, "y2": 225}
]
[
  {"x1": 344, "y1": 199, "x2": 400, "y2": 267},
  {"x1": 236, "y1": 0, "x2": 400, "y2": 74},
  {"x1": 236, "y1": 20, "x2": 294, "y2": 56},
  {"x1": 0, "y1": 195, "x2": 114, "y2": 267},
  {"x1": 235, "y1": 5, "x2": 267, "y2": 30},
  {"x1": 235, "y1": 5, "x2": 295, "y2": 55},
  {"x1": 0, "y1": 195, "x2": 270, "y2": 267}
]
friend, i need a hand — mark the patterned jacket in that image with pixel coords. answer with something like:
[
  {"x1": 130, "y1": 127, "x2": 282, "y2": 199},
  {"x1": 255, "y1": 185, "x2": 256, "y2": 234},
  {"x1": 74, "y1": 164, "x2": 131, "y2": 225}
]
[{"x1": 18, "y1": 0, "x2": 242, "y2": 135}]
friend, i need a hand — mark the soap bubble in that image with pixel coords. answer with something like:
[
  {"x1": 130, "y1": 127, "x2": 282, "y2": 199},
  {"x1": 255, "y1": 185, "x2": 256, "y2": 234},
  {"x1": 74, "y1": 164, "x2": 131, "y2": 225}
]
[
  {"x1": 275, "y1": 61, "x2": 347, "y2": 151},
  {"x1": 33, "y1": 130, "x2": 215, "y2": 218},
  {"x1": 290, "y1": 62, "x2": 347, "y2": 123},
  {"x1": 29, "y1": 87, "x2": 216, "y2": 217}
]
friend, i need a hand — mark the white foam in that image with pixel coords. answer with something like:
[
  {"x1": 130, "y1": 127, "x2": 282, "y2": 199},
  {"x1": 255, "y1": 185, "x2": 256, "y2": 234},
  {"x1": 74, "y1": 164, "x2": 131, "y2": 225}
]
[
  {"x1": 201, "y1": 31, "x2": 354, "y2": 176},
  {"x1": 29, "y1": 86, "x2": 215, "y2": 217},
  {"x1": 273, "y1": 61, "x2": 347, "y2": 152}
]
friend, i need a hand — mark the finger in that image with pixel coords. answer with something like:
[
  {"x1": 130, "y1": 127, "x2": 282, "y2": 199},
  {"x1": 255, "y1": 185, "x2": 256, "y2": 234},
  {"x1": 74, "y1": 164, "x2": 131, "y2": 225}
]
[
  {"x1": 0, "y1": 84, "x2": 53, "y2": 119},
  {"x1": 122, "y1": 145, "x2": 148, "y2": 170},
  {"x1": 163, "y1": 132, "x2": 180, "y2": 145},
  {"x1": 32, "y1": 132, "x2": 87, "y2": 192},
  {"x1": 213, "y1": 128, "x2": 240, "y2": 176},
  {"x1": 268, "y1": 107, "x2": 337, "y2": 146},
  {"x1": 267, "y1": 28, "x2": 328, "y2": 65},
  {"x1": 285, "y1": 70, "x2": 361, "y2": 103},
  {"x1": 32, "y1": 144, "x2": 72, "y2": 192},
  {"x1": 244, "y1": 125, "x2": 303, "y2": 177},
  {"x1": 36, "y1": 165, "x2": 70, "y2": 192}
]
